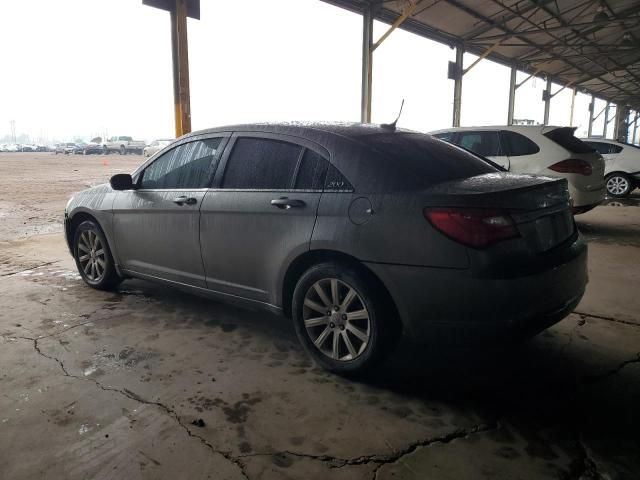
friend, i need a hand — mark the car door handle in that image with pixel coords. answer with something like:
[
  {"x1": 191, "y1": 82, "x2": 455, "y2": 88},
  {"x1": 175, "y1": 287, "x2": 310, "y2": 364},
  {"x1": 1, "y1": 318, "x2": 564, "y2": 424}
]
[
  {"x1": 270, "y1": 197, "x2": 306, "y2": 209},
  {"x1": 173, "y1": 196, "x2": 197, "y2": 206}
]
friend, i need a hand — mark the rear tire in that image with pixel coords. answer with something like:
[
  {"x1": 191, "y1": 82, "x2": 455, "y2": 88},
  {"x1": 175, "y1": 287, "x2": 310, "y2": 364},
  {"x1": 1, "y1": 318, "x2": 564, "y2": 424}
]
[
  {"x1": 73, "y1": 220, "x2": 122, "y2": 290},
  {"x1": 605, "y1": 173, "x2": 632, "y2": 197},
  {"x1": 120, "y1": 145, "x2": 126, "y2": 155},
  {"x1": 292, "y1": 262, "x2": 399, "y2": 375}
]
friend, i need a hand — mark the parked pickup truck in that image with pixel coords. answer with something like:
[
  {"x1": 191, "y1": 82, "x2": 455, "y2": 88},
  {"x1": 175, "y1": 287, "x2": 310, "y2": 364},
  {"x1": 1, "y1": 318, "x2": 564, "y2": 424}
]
[{"x1": 102, "y1": 136, "x2": 146, "y2": 155}]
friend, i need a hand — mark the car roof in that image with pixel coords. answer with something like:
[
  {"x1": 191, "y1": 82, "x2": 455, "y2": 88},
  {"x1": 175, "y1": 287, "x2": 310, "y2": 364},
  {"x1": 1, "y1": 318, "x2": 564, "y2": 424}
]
[
  {"x1": 429, "y1": 125, "x2": 570, "y2": 135},
  {"x1": 186, "y1": 121, "x2": 417, "y2": 142},
  {"x1": 581, "y1": 137, "x2": 620, "y2": 144}
]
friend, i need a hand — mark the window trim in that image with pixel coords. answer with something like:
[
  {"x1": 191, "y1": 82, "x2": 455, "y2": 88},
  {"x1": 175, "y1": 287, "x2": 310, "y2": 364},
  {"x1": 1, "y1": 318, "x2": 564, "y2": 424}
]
[
  {"x1": 213, "y1": 132, "x2": 332, "y2": 192},
  {"x1": 135, "y1": 134, "x2": 229, "y2": 191}
]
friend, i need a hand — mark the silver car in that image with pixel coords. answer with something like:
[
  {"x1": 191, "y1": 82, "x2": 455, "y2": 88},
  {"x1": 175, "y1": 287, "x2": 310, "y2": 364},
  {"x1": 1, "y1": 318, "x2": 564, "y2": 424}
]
[{"x1": 65, "y1": 123, "x2": 588, "y2": 374}]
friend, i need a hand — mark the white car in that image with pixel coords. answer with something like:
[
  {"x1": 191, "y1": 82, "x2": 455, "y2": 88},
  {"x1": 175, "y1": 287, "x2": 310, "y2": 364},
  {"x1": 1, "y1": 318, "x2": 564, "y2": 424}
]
[
  {"x1": 143, "y1": 139, "x2": 172, "y2": 157},
  {"x1": 581, "y1": 138, "x2": 640, "y2": 197},
  {"x1": 430, "y1": 125, "x2": 605, "y2": 213}
]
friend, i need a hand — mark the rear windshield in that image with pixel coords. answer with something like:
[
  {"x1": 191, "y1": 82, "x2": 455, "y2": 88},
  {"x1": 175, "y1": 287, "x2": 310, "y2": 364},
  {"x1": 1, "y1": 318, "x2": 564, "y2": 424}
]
[
  {"x1": 544, "y1": 127, "x2": 595, "y2": 154},
  {"x1": 363, "y1": 132, "x2": 499, "y2": 186}
]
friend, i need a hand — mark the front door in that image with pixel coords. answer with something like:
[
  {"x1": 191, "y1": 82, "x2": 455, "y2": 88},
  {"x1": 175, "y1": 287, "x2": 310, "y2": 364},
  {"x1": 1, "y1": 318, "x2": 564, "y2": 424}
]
[
  {"x1": 112, "y1": 136, "x2": 226, "y2": 287},
  {"x1": 200, "y1": 134, "x2": 328, "y2": 305}
]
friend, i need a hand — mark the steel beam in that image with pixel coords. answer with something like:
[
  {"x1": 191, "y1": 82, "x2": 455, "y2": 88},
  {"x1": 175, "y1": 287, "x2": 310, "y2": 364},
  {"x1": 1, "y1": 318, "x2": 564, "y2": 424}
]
[
  {"x1": 452, "y1": 46, "x2": 463, "y2": 127},
  {"x1": 170, "y1": 0, "x2": 191, "y2": 137},
  {"x1": 587, "y1": 95, "x2": 595, "y2": 137},
  {"x1": 615, "y1": 106, "x2": 630, "y2": 142},
  {"x1": 507, "y1": 66, "x2": 516, "y2": 125},
  {"x1": 603, "y1": 102, "x2": 610, "y2": 138},
  {"x1": 543, "y1": 77, "x2": 552, "y2": 125},
  {"x1": 360, "y1": 3, "x2": 374, "y2": 123},
  {"x1": 633, "y1": 112, "x2": 639, "y2": 145}
]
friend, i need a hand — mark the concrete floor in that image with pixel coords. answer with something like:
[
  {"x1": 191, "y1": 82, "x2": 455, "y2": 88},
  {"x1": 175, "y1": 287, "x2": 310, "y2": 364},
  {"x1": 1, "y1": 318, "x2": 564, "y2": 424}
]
[{"x1": 0, "y1": 153, "x2": 639, "y2": 479}]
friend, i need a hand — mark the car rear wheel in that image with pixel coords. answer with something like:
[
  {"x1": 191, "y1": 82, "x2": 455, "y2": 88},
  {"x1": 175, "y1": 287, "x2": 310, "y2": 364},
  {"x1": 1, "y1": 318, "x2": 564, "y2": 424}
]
[
  {"x1": 103, "y1": 146, "x2": 108, "y2": 155},
  {"x1": 73, "y1": 220, "x2": 121, "y2": 290},
  {"x1": 605, "y1": 173, "x2": 632, "y2": 197},
  {"x1": 292, "y1": 262, "x2": 398, "y2": 375},
  {"x1": 120, "y1": 145, "x2": 126, "y2": 155}
]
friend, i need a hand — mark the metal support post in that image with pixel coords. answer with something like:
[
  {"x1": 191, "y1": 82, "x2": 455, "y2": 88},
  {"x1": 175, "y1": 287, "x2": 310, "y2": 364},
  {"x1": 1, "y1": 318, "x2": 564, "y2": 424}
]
[
  {"x1": 603, "y1": 102, "x2": 610, "y2": 138},
  {"x1": 569, "y1": 88, "x2": 576, "y2": 127},
  {"x1": 633, "y1": 112, "x2": 639, "y2": 145},
  {"x1": 587, "y1": 96, "x2": 595, "y2": 137},
  {"x1": 615, "y1": 106, "x2": 630, "y2": 142},
  {"x1": 543, "y1": 77, "x2": 551, "y2": 125},
  {"x1": 171, "y1": 0, "x2": 191, "y2": 137},
  {"x1": 507, "y1": 66, "x2": 516, "y2": 125},
  {"x1": 360, "y1": 3, "x2": 374, "y2": 123},
  {"x1": 452, "y1": 46, "x2": 463, "y2": 127}
]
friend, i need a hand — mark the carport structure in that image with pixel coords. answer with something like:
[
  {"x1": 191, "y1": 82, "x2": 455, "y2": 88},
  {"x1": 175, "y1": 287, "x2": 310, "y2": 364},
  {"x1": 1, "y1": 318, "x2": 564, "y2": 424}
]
[{"x1": 321, "y1": 0, "x2": 640, "y2": 141}]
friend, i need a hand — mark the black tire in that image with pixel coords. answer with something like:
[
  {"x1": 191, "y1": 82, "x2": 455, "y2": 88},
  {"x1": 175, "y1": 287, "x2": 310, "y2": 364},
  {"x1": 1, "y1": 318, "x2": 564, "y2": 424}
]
[
  {"x1": 292, "y1": 262, "x2": 399, "y2": 375},
  {"x1": 73, "y1": 220, "x2": 122, "y2": 290},
  {"x1": 120, "y1": 145, "x2": 126, "y2": 155},
  {"x1": 103, "y1": 147, "x2": 109, "y2": 155},
  {"x1": 605, "y1": 173, "x2": 633, "y2": 198}
]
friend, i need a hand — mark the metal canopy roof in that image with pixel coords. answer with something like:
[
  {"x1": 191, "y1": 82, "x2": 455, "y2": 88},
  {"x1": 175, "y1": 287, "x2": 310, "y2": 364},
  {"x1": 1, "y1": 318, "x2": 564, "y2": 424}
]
[{"x1": 321, "y1": 0, "x2": 640, "y2": 110}]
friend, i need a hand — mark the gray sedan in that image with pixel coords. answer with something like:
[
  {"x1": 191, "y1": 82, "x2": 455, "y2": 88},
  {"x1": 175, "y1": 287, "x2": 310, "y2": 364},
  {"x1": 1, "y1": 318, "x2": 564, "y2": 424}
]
[{"x1": 64, "y1": 122, "x2": 587, "y2": 374}]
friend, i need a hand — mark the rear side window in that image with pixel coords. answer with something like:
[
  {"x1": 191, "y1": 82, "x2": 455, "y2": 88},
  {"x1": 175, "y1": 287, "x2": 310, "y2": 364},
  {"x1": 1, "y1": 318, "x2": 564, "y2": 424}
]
[
  {"x1": 584, "y1": 141, "x2": 622, "y2": 154},
  {"x1": 294, "y1": 149, "x2": 328, "y2": 190},
  {"x1": 324, "y1": 164, "x2": 353, "y2": 192},
  {"x1": 140, "y1": 138, "x2": 221, "y2": 189},
  {"x1": 456, "y1": 131, "x2": 503, "y2": 157},
  {"x1": 432, "y1": 132, "x2": 454, "y2": 142},
  {"x1": 222, "y1": 138, "x2": 302, "y2": 189},
  {"x1": 501, "y1": 131, "x2": 540, "y2": 156},
  {"x1": 544, "y1": 128, "x2": 594, "y2": 154},
  {"x1": 365, "y1": 133, "x2": 498, "y2": 186}
]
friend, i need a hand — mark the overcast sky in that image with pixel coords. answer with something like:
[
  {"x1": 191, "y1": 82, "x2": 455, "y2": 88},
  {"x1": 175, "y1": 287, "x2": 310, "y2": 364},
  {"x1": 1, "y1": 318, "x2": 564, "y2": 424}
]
[{"x1": 0, "y1": 0, "x2": 617, "y2": 144}]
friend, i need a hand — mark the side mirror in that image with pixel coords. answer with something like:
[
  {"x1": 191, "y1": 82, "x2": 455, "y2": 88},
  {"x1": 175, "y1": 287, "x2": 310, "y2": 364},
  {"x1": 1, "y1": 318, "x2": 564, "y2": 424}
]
[{"x1": 110, "y1": 174, "x2": 135, "y2": 191}]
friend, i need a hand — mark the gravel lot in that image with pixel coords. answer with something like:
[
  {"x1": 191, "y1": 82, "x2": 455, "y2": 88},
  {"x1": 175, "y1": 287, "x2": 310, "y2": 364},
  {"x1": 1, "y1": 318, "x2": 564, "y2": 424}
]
[{"x1": 1, "y1": 152, "x2": 639, "y2": 479}]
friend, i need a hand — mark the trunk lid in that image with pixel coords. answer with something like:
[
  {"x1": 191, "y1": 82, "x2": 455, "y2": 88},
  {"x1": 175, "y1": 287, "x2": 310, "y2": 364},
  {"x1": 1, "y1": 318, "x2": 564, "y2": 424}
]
[{"x1": 424, "y1": 172, "x2": 575, "y2": 252}]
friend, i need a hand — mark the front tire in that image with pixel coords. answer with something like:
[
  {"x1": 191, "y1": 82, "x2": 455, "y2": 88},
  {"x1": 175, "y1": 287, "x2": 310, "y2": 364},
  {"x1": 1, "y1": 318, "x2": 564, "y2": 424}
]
[
  {"x1": 292, "y1": 262, "x2": 399, "y2": 375},
  {"x1": 605, "y1": 173, "x2": 632, "y2": 197},
  {"x1": 73, "y1": 220, "x2": 121, "y2": 290}
]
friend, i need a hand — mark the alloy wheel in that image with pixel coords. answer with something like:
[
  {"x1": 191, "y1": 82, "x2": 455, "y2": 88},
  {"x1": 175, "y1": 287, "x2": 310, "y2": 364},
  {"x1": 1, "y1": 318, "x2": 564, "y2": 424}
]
[
  {"x1": 302, "y1": 278, "x2": 370, "y2": 361},
  {"x1": 606, "y1": 176, "x2": 629, "y2": 196},
  {"x1": 77, "y1": 230, "x2": 106, "y2": 282}
]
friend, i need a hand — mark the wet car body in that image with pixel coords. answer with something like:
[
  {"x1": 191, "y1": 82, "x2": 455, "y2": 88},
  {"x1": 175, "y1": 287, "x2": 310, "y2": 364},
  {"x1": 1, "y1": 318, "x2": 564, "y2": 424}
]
[{"x1": 64, "y1": 123, "x2": 587, "y2": 372}]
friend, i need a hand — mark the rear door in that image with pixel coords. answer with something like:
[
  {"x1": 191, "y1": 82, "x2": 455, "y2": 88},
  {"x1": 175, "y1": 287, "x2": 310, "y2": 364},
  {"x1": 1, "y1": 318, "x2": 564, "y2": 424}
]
[
  {"x1": 199, "y1": 133, "x2": 327, "y2": 305},
  {"x1": 500, "y1": 130, "x2": 541, "y2": 173},
  {"x1": 112, "y1": 136, "x2": 227, "y2": 287},
  {"x1": 456, "y1": 130, "x2": 509, "y2": 169}
]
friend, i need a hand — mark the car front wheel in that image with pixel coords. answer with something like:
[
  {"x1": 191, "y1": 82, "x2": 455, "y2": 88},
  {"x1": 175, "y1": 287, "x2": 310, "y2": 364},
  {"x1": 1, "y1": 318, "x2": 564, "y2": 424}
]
[
  {"x1": 292, "y1": 262, "x2": 398, "y2": 375},
  {"x1": 73, "y1": 220, "x2": 121, "y2": 290},
  {"x1": 606, "y1": 173, "x2": 632, "y2": 197}
]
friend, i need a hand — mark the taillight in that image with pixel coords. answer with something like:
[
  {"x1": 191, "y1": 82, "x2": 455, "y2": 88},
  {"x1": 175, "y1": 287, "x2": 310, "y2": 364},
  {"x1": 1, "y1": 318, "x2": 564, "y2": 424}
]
[
  {"x1": 424, "y1": 208, "x2": 519, "y2": 248},
  {"x1": 548, "y1": 159, "x2": 592, "y2": 175}
]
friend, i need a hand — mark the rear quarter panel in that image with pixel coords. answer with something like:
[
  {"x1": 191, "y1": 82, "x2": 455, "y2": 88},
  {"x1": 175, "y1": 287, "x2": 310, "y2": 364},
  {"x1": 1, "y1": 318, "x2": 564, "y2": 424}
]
[{"x1": 310, "y1": 192, "x2": 469, "y2": 269}]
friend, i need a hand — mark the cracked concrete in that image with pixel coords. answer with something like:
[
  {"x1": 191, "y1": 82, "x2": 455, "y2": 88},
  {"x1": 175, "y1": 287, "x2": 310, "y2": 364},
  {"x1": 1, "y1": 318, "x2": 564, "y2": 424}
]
[{"x1": 0, "y1": 155, "x2": 639, "y2": 479}]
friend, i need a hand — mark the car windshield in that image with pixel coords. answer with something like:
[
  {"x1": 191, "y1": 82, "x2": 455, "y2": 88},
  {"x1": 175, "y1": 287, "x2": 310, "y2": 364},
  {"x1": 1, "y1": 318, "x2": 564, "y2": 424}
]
[{"x1": 362, "y1": 132, "x2": 499, "y2": 187}]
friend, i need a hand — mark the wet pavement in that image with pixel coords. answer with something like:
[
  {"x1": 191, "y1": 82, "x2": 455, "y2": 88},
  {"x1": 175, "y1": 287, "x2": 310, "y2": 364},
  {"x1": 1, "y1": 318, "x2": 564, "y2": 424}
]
[{"x1": 0, "y1": 154, "x2": 639, "y2": 479}]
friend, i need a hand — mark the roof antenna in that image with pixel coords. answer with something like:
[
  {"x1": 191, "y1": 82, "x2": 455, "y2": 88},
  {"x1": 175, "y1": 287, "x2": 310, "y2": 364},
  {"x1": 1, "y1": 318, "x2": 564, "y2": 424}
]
[{"x1": 381, "y1": 99, "x2": 405, "y2": 131}]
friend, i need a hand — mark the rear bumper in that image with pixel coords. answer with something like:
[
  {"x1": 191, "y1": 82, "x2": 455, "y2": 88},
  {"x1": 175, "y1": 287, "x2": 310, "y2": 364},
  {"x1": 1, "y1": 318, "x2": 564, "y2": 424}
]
[
  {"x1": 365, "y1": 234, "x2": 588, "y2": 344},
  {"x1": 568, "y1": 183, "x2": 605, "y2": 208}
]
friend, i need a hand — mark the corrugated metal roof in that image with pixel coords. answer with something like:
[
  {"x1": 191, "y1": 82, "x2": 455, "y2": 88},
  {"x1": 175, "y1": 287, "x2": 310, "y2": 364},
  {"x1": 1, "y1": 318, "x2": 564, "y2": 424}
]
[{"x1": 322, "y1": 0, "x2": 640, "y2": 109}]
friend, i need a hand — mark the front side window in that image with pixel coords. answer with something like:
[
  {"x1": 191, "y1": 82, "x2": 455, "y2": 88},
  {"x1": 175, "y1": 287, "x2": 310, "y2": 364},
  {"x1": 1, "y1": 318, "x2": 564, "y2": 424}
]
[
  {"x1": 222, "y1": 138, "x2": 302, "y2": 190},
  {"x1": 457, "y1": 131, "x2": 503, "y2": 157},
  {"x1": 140, "y1": 138, "x2": 222, "y2": 189}
]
